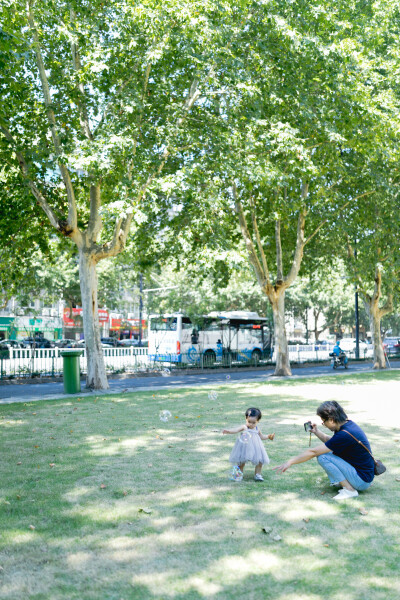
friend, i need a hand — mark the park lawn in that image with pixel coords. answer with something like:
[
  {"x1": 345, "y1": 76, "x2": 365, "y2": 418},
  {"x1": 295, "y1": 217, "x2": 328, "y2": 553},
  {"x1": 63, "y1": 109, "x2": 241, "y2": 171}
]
[{"x1": 0, "y1": 371, "x2": 400, "y2": 600}]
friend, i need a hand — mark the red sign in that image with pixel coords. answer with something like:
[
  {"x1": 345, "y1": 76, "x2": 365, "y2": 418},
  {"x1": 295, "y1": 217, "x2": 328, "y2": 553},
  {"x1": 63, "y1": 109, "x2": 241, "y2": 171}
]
[
  {"x1": 98, "y1": 310, "x2": 109, "y2": 322},
  {"x1": 110, "y1": 318, "x2": 146, "y2": 332},
  {"x1": 63, "y1": 307, "x2": 109, "y2": 327}
]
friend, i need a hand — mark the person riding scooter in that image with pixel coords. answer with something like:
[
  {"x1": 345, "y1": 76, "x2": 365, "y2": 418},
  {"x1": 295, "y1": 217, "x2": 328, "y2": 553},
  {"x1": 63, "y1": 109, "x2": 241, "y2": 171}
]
[{"x1": 330, "y1": 340, "x2": 348, "y2": 369}]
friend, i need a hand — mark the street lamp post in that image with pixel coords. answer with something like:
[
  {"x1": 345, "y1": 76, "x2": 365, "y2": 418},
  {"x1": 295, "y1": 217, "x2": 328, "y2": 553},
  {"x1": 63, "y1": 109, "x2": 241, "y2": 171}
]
[
  {"x1": 138, "y1": 274, "x2": 143, "y2": 347},
  {"x1": 354, "y1": 241, "x2": 360, "y2": 359},
  {"x1": 355, "y1": 287, "x2": 360, "y2": 359}
]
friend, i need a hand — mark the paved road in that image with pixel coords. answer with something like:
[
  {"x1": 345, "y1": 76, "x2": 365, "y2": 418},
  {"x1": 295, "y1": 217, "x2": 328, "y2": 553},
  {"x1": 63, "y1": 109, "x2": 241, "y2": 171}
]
[{"x1": 0, "y1": 361, "x2": 393, "y2": 404}]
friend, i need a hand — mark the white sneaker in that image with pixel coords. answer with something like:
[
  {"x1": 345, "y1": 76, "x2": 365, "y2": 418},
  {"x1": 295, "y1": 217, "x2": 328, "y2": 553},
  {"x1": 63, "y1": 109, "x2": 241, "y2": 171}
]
[
  {"x1": 333, "y1": 488, "x2": 358, "y2": 500},
  {"x1": 254, "y1": 474, "x2": 264, "y2": 482}
]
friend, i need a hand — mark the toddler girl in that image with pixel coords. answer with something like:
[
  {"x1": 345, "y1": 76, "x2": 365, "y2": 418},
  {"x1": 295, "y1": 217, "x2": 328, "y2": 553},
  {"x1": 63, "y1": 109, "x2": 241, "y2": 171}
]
[{"x1": 222, "y1": 407, "x2": 275, "y2": 481}]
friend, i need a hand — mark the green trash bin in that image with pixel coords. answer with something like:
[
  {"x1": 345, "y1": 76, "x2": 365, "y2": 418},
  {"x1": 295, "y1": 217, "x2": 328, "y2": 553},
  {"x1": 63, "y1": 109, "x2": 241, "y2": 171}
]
[{"x1": 60, "y1": 349, "x2": 83, "y2": 394}]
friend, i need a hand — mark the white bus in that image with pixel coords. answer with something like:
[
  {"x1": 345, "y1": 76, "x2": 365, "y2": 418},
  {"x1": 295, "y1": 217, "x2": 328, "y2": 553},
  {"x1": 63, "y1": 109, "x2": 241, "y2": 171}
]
[{"x1": 148, "y1": 311, "x2": 272, "y2": 364}]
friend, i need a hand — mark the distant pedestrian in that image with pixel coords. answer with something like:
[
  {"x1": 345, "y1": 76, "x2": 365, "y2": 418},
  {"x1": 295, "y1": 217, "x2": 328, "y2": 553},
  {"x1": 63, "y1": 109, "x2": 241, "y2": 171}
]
[{"x1": 222, "y1": 407, "x2": 275, "y2": 482}]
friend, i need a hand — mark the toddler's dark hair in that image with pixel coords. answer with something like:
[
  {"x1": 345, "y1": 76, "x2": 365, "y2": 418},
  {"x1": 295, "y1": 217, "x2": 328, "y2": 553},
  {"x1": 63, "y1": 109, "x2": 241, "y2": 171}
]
[{"x1": 245, "y1": 407, "x2": 262, "y2": 420}]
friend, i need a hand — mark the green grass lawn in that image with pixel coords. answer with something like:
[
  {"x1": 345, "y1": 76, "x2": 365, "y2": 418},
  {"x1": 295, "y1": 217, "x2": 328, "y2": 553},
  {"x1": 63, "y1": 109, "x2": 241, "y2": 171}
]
[{"x1": 1, "y1": 371, "x2": 400, "y2": 600}]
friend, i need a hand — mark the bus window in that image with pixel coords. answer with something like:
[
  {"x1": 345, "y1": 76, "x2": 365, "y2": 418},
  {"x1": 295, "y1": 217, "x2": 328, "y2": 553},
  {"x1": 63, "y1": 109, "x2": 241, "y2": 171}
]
[
  {"x1": 203, "y1": 321, "x2": 220, "y2": 332},
  {"x1": 182, "y1": 317, "x2": 193, "y2": 330},
  {"x1": 150, "y1": 317, "x2": 177, "y2": 331}
]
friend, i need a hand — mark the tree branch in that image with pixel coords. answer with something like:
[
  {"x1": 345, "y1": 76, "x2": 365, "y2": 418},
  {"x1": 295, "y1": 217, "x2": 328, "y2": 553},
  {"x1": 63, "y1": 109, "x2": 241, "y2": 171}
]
[
  {"x1": 94, "y1": 69, "x2": 139, "y2": 136},
  {"x1": 0, "y1": 122, "x2": 61, "y2": 232},
  {"x1": 27, "y1": 2, "x2": 78, "y2": 231},
  {"x1": 249, "y1": 197, "x2": 270, "y2": 284},
  {"x1": 379, "y1": 293, "x2": 393, "y2": 319},
  {"x1": 304, "y1": 190, "x2": 375, "y2": 246},
  {"x1": 132, "y1": 76, "x2": 202, "y2": 203},
  {"x1": 127, "y1": 64, "x2": 152, "y2": 181},
  {"x1": 87, "y1": 185, "x2": 102, "y2": 243},
  {"x1": 70, "y1": 8, "x2": 93, "y2": 141},
  {"x1": 94, "y1": 211, "x2": 134, "y2": 261},
  {"x1": 233, "y1": 184, "x2": 267, "y2": 289},
  {"x1": 284, "y1": 182, "x2": 308, "y2": 287},
  {"x1": 275, "y1": 218, "x2": 283, "y2": 282}
]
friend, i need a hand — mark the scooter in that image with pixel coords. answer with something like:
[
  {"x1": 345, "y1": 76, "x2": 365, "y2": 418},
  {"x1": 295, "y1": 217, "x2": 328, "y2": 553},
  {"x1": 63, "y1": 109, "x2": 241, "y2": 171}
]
[{"x1": 329, "y1": 351, "x2": 348, "y2": 369}]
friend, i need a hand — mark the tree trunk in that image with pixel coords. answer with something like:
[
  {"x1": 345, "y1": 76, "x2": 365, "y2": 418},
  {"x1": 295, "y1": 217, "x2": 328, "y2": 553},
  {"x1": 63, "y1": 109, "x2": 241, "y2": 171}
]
[
  {"x1": 79, "y1": 249, "x2": 109, "y2": 389},
  {"x1": 313, "y1": 308, "x2": 321, "y2": 341},
  {"x1": 270, "y1": 289, "x2": 291, "y2": 376},
  {"x1": 364, "y1": 299, "x2": 386, "y2": 369}
]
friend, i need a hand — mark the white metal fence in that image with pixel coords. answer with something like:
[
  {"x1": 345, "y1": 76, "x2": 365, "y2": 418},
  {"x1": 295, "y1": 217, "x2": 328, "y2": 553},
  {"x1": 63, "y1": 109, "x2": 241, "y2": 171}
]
[
  {"x1": 0, "y1": 346, "x2": 148, "y2": 379},
  {"x1": 0, "y1": 343, "x2": 375, "y2": 381}
]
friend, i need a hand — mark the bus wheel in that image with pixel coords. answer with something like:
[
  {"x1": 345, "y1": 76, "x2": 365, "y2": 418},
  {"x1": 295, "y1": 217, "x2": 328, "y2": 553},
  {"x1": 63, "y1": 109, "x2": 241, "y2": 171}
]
[
  {"x1": 252, "y1": 349, "x2": 262, "y2": 363},
  {"x1": 203, "y1": 350, "x2": 216, "y2": 367}
]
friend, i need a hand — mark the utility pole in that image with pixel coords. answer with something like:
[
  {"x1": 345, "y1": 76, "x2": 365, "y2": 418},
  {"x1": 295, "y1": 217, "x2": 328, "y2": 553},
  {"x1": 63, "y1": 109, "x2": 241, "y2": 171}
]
[
  {"x1": 355, "y1": 288, "x2": 360, "y2": 358},
  {"x1": 138, "y1": 273, "x2": 143, "y2": 347},
  {"x1": 355, "y1": 242, "x2": 360, "y2": 359}
]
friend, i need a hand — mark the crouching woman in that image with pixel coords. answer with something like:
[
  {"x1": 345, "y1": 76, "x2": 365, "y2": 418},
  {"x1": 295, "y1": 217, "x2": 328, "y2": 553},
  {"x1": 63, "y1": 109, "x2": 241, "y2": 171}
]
[{"x1": 273, "y1": 401, "x2": 374, "y2": 500}]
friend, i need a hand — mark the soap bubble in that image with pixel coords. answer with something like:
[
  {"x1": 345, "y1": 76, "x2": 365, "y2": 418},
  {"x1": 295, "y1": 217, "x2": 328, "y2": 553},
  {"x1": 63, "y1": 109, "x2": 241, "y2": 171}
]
[
  {"x1": 229, "y1": 465, "x2": 243, "y2": 481},
  {"x1": 208, "y1": 390, "x2": 218, "y2": 401},
  {"x1": 226, "y1": 375, "x2": 231, "y2": 380},
  {"x1": 159, "y1": 410, "x2": 172, "y2": 422},
  {"x1": 239, "y1": 431, "x2": 251, "y2": 444},
  {"x1": 161, "y1": 368, "x2": 171, "y2": 377}
]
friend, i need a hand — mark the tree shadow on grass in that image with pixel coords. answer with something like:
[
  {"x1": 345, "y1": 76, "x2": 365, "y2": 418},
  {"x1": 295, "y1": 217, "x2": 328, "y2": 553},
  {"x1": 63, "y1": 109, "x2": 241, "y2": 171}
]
[{"x1": 0, "y1": 388, "x2": 399, "y2": 600}]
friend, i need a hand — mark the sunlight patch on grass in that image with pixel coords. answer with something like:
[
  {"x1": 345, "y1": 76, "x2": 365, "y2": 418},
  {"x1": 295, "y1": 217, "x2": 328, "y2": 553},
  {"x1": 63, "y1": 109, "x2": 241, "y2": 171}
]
[
  {"x1": 66, "y1": 551, "x2": 93, "y2": 570},
  {"x1": 64, "y1": 486, "x2": 94, "y2": 503},
  {"x1": 66, "y1": 502, "x2": 142, "y2": 522},
  {"x1": 1, "y1": 371, "x2": 400, "y2": 600},
  {"x1": 0, "y1": 419, "x2": 27, "y2": 427},
  {"x1": 86, "y1": 434, "x2": 144, "y2": 456},
  {"x1": 182, "y1": 548, "x2": 328, "y2": 593},
  {"x1": 131, "y1": 570, "x2": 182, "y2": 597},
  {"x1": 259, "y1": 494, "x2": 338, "y2": 520},
  {"x1": 8, "y1": 531, "x2": 36, "y2": 544},
  {"x1": 222, "y1": 501, "x2": 255, "y2": 518},
  {"x1": 104, "y1": 530, "x2": 197, "y2": 563},
  {"x1": 361, "y1": 577, "x2": 400, "y2": 592},
  {"x1": 162, "y1": 486, "x2": 214, "y2": 503},
  {"x1": 279, "y1": 592, "x2": 324, "y2": 600}
]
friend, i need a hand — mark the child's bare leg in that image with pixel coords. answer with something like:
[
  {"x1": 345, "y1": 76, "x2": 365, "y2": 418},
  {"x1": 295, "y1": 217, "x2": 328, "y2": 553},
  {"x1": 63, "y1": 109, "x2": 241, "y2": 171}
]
[
  {"x1": 255, "y1": 463, "x2": 263, "y2": 475},
  {"x1": 239, "y1": 462, "x2": 245, "y2": 474}
]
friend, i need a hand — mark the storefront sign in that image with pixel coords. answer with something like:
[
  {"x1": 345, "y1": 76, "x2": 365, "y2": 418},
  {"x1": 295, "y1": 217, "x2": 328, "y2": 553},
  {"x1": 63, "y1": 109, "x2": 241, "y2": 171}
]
[
  {"x1": 110, "y1": 318, "x2": 146, "y2": 332},
  {"x1": 63, "y1": 307, "x2": 109, "y2": 327}
]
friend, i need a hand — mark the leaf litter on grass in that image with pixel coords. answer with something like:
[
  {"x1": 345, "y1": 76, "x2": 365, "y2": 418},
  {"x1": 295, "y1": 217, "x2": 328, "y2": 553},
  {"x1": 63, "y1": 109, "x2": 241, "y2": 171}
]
[{"x1": 2, "y1": 372, "x2": 400, "y2": 599}]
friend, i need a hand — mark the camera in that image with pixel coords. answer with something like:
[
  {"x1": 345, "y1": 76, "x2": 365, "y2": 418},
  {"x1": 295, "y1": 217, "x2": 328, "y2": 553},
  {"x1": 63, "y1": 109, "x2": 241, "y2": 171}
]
[{"x1": 304, "y1": 421, "x2": 313, "y2": 432}]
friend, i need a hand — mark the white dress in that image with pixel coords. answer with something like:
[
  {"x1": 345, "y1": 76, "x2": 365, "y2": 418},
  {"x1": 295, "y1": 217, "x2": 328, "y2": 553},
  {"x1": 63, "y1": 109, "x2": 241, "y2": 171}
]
[{"x1": 229, "y1": 426, "x2": 270, "y2": 465}]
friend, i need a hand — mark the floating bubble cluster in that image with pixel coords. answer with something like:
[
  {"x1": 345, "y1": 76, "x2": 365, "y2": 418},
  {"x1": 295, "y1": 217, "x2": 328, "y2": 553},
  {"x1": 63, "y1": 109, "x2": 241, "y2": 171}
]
[
  {"x1": 208, "y1": 390, "x2": 218, "y2": 401},
  {"x1": 239, "y1": 431, "x2": 251, "y2": 444},
  {"x1": 159, "y1": 410, "x2": 172, "y2": 422},
  {"x1": 229, "y1": 465, "x2": 243, "y2": 481}
]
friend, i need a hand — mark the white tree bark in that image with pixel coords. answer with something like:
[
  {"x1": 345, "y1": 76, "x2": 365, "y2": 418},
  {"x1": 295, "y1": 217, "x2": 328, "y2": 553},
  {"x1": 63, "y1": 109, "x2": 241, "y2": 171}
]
[
  {"x1": 367, "y1": 301, "x2": 386, "y2": 369},
  {"x1": 0, "y1": 7, "x2": 202, "y2": 389},
  {"x1": 78, "y1": 248, "x2": 109, "y2": 389},
  {"x1": 234, "y1": 183, "x2": 308, "y2": 376},
  {"x1": 361, "y1": 266, "x2": 393, "y2": 370},
  {"x1": 270, "y1": 288, "x2": 291, "y2": 376}
]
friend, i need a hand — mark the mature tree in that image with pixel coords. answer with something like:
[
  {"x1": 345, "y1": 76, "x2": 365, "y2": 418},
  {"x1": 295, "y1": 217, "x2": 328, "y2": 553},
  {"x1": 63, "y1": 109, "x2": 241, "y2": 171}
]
[
  {"x1": 142, "y1": 258, "x2": 272, "y2": 322},
  {"x1": 0, "y1": 0, "x2": 241, "y2": 388},
  {"x1": 164, "y1": 1, "x2": 388, "y2": 375},
  {"x1": 0, "y1": 165, "x2": 51, "y2": 307},
  {"x1": 343, "y1": 194, "x2": 400, "y2": 369},
  {"x1": 286, "y1": 262, "x2": 368, "y2": 342}
]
